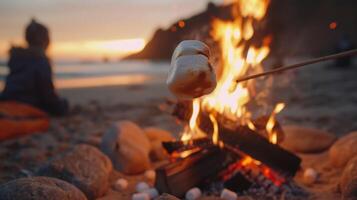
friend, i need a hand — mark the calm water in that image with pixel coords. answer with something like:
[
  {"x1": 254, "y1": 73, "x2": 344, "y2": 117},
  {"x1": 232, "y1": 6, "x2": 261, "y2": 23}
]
[{"x1": 0, "y1": 60, "x2": 169, "y2": 89}]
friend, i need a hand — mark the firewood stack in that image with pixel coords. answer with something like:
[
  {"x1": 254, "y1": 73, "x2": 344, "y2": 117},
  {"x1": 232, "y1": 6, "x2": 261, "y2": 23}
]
[{"x1": 154, "y1": 102, "x2": 302, "y2": 198}]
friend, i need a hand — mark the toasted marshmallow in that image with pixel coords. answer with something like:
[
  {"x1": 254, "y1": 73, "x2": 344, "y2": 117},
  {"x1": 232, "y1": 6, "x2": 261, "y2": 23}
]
[
  {"x1": 167, "y1": 40, "x2": 216, "y2": 99},
  {"x1": 171, "y1": 40, "x2": 210, "y2": 63}
]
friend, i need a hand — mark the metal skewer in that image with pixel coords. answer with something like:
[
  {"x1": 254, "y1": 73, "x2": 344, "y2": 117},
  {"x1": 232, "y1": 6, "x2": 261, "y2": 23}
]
[{"x1": 235, "y1": 49, "x2": 357, "y2": 83}]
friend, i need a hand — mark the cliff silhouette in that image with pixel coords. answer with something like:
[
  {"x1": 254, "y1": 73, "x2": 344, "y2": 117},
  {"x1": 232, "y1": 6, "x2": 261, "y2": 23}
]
[{"x1": 125, "y1": 0, "x2": 357, "y2": 61}]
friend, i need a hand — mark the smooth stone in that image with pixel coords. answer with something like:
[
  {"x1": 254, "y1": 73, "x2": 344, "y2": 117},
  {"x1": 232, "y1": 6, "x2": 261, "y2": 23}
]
[
  {"x1": 281, "y1": 125, "x2": 336, "y2": 153},
  {"x1": 0, "y1": 176, "x2": 87, "y2": 200},
  {"x1": 330, "y1": 131, "x2": 357, "y2": 167},
  {"x1": 38, "y1": 144, "x2": 112, "y2": 200},
  {"x1": 101, "y1": 120, "x2": 151, "y2": 174},
  {"x1": 144, "y1": 127, "x2": 174, "y2": 161},
  {"x1": 340, "y1": 156, "x2": 357, "y2": 200}
]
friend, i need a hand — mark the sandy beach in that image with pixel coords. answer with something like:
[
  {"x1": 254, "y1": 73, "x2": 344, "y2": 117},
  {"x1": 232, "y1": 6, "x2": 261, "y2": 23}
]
[{"x1": 0, "y1": 60, "x2": 357, "y2": 199}]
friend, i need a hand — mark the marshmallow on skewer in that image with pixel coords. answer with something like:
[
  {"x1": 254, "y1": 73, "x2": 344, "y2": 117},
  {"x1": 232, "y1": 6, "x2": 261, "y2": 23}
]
[
  {"x1": 167, "y1": 40, "x2": 217, "y2": 99},
  {"x1": 171, "y1": 40, "x2": 210, "y2": 63}
]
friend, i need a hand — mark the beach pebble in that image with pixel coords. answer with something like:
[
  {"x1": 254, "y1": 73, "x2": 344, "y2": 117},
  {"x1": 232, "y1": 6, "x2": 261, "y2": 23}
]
[
  {"x1": 303, "y1": 168, "x2": 318, "y2": 185},
  {"x1": 281, "y1": 125, "x2": 336, "y2": 153},
  {"x1": 114, "y1": 178, "x2": 128, "y2": 191},
  {"x1": 132, "y1": 193, "x2": 150, "y2": 200},
  {"x1": 0, "y1": 176, "x2": 87, "y2": 200},
  {"x1": 185, "y1": 187, "x2": 202, "y2": 200},
  {"x1": 101, "y1": 121, "x2": 151, "y2": 174},
  {"x1": 144, "y1": 170, "x2": 156, "y2": 181},
  {"x1": 144, "y1": 127, "x2": 174, "y2": 161},
  {"x1": 136, "y1": 182, "x2": 150, "y2": 193},
  {"x1": 37, "y1": 144, "x2": 112, "y2": 200},
  {"x1": 167, "y1": 40, "x2": 216, "y2": 99},
  {"x1": 330, "y1": 131, "x2": 357, "y2": 167},
  {"x1": 142, "y1": 188, "x2": 159, "y2": 199},
  {"x1": 220, "y1": 188, "x2": 238, "y2": 200},
  {"x1": 340, "y1": 156, "x2": 357, "y2": 200}
]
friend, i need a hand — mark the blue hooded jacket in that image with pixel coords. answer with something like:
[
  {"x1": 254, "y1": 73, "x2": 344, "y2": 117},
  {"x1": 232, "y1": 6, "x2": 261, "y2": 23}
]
[{"x1": 0, "y1": 47, "x2": 68, "y2": 116}]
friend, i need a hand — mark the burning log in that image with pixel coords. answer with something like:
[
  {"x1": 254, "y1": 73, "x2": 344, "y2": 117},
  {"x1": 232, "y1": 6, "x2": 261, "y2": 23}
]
[
  {"x1": 162, "y1": 137, "x2": 213, "y2": 154},
  {"x1": 155, "y1": 146, "x2": 236, "y2": 197},
  {"x1": 197, "y1": 112, "x2": 301, "y2": 177},
  {"x1": 173, "y1": 102, "x2": 285, "y2": 143},
  {"x1": 226, "y1": 128, "x2": 301, "y2": 177},
  {"x1": 172, "y1": 105, "x2": 301, "y2": 176}
]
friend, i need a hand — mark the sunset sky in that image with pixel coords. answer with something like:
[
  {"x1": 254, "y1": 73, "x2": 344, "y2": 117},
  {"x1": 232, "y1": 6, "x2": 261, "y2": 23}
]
[{"x1": 0, "y1": 0, "x2": 221, "y2": 61}]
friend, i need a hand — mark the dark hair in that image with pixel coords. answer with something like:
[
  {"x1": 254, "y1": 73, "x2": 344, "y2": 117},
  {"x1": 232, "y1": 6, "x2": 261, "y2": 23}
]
[{"x1": 25, "y1": 19, "x2": 50, "y2": 48}]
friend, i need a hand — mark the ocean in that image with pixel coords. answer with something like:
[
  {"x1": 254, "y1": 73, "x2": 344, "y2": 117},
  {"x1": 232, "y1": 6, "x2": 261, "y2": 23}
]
[{"x1": 0, "y1": 60, "x2": 169, "y2": 89}]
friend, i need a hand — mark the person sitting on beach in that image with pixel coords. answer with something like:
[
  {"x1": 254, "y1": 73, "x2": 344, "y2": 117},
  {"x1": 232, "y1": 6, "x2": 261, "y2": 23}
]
[{"x1": 0, "y1": 19, "x2": 69, "y2": 116}]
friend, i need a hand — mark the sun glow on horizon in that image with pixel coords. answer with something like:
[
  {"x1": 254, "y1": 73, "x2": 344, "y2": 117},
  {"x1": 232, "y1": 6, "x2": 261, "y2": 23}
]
[{"x1": 50, "y1": 38, "x2": 146, "y2": 60}]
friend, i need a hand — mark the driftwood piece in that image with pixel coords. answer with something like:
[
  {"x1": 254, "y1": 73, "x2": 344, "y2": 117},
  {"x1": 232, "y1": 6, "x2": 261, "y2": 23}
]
[{"x1": 155, "y1": 147, "x2": 233, "y2": 198}]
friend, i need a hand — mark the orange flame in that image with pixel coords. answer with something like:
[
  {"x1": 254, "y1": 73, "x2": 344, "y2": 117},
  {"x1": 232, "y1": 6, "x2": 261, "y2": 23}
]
[
  {"x1": 180, "y1": 99, "x2": 205, "y2": 144},
  {"x1": 202, "y1": 0, "x2": 270, "y2": 123},
  {"x1": 180, "y1": 0, "x2": 284, "y2": 148},
  {"x1": 266, "y1": 103, "x2": 285, "y2": 144}
]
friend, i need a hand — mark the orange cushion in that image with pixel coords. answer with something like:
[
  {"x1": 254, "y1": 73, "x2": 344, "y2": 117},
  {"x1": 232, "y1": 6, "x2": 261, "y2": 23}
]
[{"x1": 0, "y1": 101, "x2": 50, "y2": 141}]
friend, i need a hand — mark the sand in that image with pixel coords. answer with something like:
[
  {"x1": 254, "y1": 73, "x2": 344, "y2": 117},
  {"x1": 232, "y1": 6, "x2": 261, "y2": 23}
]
[{"x1": 0, "y1": 60, "x2": 356, "y2": 199}]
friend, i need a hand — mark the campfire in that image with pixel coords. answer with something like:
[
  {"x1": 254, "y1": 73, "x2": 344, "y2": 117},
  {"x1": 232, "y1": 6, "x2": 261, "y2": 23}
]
[{"x1": 156, "y1": 0, "x2": 302, "y2": 198}]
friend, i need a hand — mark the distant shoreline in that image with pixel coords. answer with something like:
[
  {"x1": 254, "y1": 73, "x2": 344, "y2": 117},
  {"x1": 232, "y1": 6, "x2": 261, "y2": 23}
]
[{"x1": 0, "y1": 60, "x2": 169, "y2": 90}]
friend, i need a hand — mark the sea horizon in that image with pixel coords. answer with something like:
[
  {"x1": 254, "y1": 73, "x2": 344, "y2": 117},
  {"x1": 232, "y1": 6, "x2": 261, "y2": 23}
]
[{"x1": 0, "y1": 60, "x2": 170, "y2": 90}]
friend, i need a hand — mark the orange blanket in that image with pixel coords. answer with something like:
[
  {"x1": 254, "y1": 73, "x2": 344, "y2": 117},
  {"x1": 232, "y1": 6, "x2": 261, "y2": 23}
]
[{"x1": 0, "y1": 101, "x2": 50, "y2": 141}]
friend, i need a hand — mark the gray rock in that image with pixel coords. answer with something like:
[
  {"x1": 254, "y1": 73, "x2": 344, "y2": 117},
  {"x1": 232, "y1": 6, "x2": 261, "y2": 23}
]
[
  {"x1": 38, "y1": 144, "x2": 112, "y2": 200},
  {"x1": 330, "y1": 131, "x2": 357, "y2": 167},
  {"x1": 0, "y1": 176, "x2": 87, "y2": 200},
  {"x1": 281, "y1": 125, "x2": 336, "y2": 153},
  {"x1": 101, "y1": 121, "x2": 151, "y2": 174},
  {"x1": 340, "y1": 156, "x2": 357, "y2": 200}
]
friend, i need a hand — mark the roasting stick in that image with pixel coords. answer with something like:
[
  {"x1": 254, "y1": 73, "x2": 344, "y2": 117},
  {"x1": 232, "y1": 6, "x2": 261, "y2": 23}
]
[{"x1": 235, "y1": 49, "x2": 357, "y2": 83}]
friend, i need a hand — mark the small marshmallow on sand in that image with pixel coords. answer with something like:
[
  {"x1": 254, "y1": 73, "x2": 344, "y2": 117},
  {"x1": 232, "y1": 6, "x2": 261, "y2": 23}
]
[
  {"x1": 144, "y1": 170, "x2": 156, "y2": 181},
  {"x1": 114, "y1": 178, "x2": 128, "y2": 191},
  {"x1": 185, "y1": 187, "x2": 202, "y2": 200},
  {"x1": 142, "y1": 188, "x2": 159, "y2": 199},
  {"x1": 167, "y1": 40, "x2": 217, "y2": 99},
  {"x1": 303, "y1": 168, "x2": 318, "y2": 185},
  {"x1": 132, "y1": 193, "x2": 151, "y2": 200},
  {"x1": 136, "y1": 182, "x2": 150, "y2": 193},
  {"x1": 220, "y1": 188, "x2": 238, "y2": 200}
]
